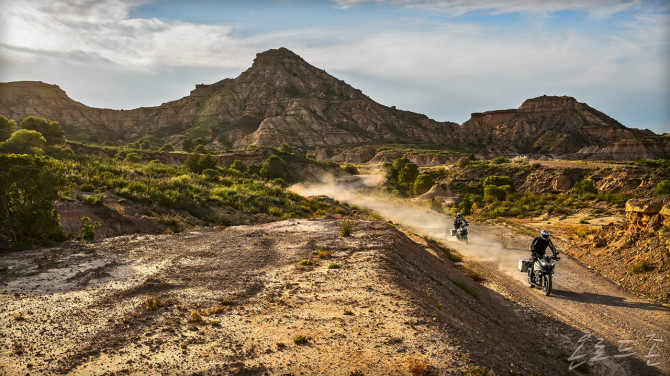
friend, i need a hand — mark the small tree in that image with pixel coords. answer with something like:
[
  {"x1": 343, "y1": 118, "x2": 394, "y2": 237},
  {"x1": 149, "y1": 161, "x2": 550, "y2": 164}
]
[
  {"x1": 230, "y1": 160, "x2": 248, "y2": 173},
  {"x1": 456, "y1": 156, "x2": 469, "y2": 168},
  {"x1": 413, "y1": 174, "x2": 434, "y2": 196},
  {"x1": 198, "y1": 154, "x2": 217, "y2": 171},
  {"x1": 181, "y1": 138, "x2": 194, "y2": 152},
  {"x1": 0, "y1": 154, "x2": 68, "y2": 248},
  {"x1": 398, "y1": 162, "x2": 419, "y2": 188},
  {"x1": 1, "y1": 129, "x2": 46, "y2": 154},
  {"x1": 20, "y1": 116, "x2": 65, "y2": 145},
  {"x1": 260, "y1": 155, "x2": 288, "y2": 180},
  {"x1": 0, "y1": 115, "x2": 15, "y2": 142}
]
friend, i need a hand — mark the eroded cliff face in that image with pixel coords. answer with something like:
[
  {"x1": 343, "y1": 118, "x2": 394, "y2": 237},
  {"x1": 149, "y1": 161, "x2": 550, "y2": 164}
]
[
  {"x1": 0, "y1": 49, "x2": 664, "y2": 159},
  {"x1": 459, "y1": 95, "x2": 658, "y2": 157},
  {"x1": 0, "y1": 48, "x2": 456, "y2": 148},
  {"x1": 573, "y1": 195, "x2": 670, "y2": 302}
]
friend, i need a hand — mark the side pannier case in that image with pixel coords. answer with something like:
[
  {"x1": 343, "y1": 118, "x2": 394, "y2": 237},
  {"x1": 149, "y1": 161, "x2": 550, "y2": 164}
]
[{"x1": 518, "y1": 258, "x2": 531, "y2": 272}]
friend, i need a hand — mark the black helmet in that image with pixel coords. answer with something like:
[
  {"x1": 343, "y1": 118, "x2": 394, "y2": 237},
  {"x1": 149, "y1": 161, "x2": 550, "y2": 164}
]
[{"x1": 541, "y1": 230, "x2": 550, "y2": 239}]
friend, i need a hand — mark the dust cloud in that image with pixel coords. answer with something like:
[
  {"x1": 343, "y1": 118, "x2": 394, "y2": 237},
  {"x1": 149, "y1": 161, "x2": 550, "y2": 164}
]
[{"x1": 291, "y1": 175, "x2": 531, "y2": 283}]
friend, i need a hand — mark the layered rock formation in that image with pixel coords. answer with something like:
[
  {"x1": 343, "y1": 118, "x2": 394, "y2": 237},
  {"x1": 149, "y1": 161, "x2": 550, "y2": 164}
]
[
  {"x1": 0, "y1": 48, "x2": 666, "y2": 158},
  {"x1": 0, "y1": 48, "x2": 457, "y2": 147},
  {"x1": 573, "y1": 195, "x2": 670, "y2": 302},
  {"x1": 459, "y1": 95, "x2": 659, "y2": 156}
]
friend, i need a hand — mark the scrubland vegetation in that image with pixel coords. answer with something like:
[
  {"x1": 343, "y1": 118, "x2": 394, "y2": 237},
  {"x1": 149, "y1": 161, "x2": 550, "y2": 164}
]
[{"x1": 0, "y1": 115, "x2": 344, "y2": 250}]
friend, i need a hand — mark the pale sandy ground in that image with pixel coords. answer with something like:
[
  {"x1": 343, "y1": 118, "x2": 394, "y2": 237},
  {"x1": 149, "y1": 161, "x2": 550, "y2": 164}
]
[{"x1": 1, "y1": 212, "x2": 668, "y2": 375}]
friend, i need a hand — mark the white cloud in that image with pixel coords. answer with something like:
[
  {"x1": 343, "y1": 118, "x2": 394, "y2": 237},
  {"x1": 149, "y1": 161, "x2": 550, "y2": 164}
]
[
  {"x1": 330, "y1": 0, "x2": 648, "y2": 18},
  {"x1": 0, "y1": 0, "x2": 667, "y2": 132}
]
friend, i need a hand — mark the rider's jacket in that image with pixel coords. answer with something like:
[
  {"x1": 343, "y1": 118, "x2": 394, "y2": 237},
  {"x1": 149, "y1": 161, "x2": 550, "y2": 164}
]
[
  {"x1": 454, "y1": 217, "x2": 468, "y2": 229},
  {"x1": 531, "y1": 236, "x2": 556, "y2": 258}
]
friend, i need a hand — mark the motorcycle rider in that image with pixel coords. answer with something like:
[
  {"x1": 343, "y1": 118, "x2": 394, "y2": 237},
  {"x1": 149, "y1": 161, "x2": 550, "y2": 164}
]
[
  {"x1": 453, "y1": 212, "x2": 469, "y2": 231},
  {"x1": 528, "y1": 229, "x2": 559, "y2": 287}
]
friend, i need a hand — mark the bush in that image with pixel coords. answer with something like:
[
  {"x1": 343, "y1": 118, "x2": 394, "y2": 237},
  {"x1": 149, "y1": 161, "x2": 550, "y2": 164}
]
[
  {"x1": 77, "y1": 216, "x2": 100, "y2": 240},
  {"x1": 492, "y1": 156, "x2": 508, "y2": 164},
  {"x1": 413, "y1": 174, "x2": 434, "y2": 196},
  {"x1": 574, "y1": 179, "x2": 597, "y2": 194},
  {"x1": 482, "y1": 175, "x2": 514, "y2": 188},
  {"x1": 80, "y1": 183, "x2": 95, "y2": 192},
  {"x1": 653, "y1": 180, "x2": 670, "y2": 196},
  {"x1": 82, "y1": 194, "x2": 106, "y2": 206},
  {"x1": 398, "y1": 162, "x2": 419, "y2": 188},
  {"x1": 260, "y1": 155, "x2": 288, "y2": 180},
  {"x1": 1, "y1": 129, "x2": 46, "y2": 154},
  {"x1": 342, "y1": 164, "x2": 358, "y2": 174},
  {"x1": 124, "y1": 153, "x2": 140, "y2": 163},
  {"x1": 456, "y1": 156, "x2": 469, "y2": 168},
  {"x1": 0, "y1": 154, "x2": 68, "y2": 248},
  {"x1": 0, "y1": 115, "x2": 15, "y2": 142},
  {"x1": 159, "y1": 144, "x2": 174, "y2": 152},
  {"x1": 339, "y1": 218, "x2": 354, "y2": 237},
  {"x1": 20, "y1": 116, "x2": 65, "y2": 145},
  {"x1": 484, "y1": 185, "x2": 507, "y2": 202},
  {"x1": 230, "y1": 160, "x2": 248, "y2": 173}
]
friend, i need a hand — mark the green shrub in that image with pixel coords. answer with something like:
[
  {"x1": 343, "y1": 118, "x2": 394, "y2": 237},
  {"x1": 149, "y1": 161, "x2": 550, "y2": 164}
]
[
  {"x1": 82, "y1": 194, "x2": 106, "y2": 206},
  {"x1": 124, "y1": 153, "x2": 140, "y2": 163},
  {"x1": 483, "y1": 175, "x2": 514, "y2": 188},
  {"x1": 631, "y1": 259, "x2": 652, "y2": 274},
  {"x1": 0, "y1": 154, "x2": 68, "y2": 248},
  {"x1": 339, "y1": 218, "x2": 354, "y2": 237},
  {"x1": 293, "y1": 335, "x2": 309, "y2": 345},
  {"x1": 574, "y1": 179, "x2": 597, "y2": 194},
  {"x1": 456, "y1": 156, "x2": 469, "y2": 168},
  {"x1": 20, "y1": 116, "x2": 65, "y2": 145},
  {"x1": 229, "y1": 160, "x2": 248, "y2": 173},
  {"x1": 1, "y1": 129, "x2": 46, "y2": 154},
  {"x1": 80, "y1": 183, "x2": 95, "y2": 192},
  {"x1": 492, "y1": 156, "x2": 508, "y2": 164},
  {"x1": 342, "y1": 164, "x2": 358, "y2": 174},
  {"x1": 260, "y1": 155, "x2": 288, "y2": 180},
  {"x1": 653, "y1": 180, "x2": 670, "y2": 196},
  {"x1": 77, "y1": 216, "x2": 100, "y2": 240},
  {"x1": 413, "y1": 174, "x2": 434, "y2": 196},
  {"x1": 0, "y1": 115, "x2": 15, "y2": 142}
]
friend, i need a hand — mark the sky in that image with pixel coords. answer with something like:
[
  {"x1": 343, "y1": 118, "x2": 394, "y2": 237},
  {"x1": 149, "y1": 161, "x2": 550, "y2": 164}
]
[{"x1": 1, "y1": 0, "x2": 669, "y2": 134}]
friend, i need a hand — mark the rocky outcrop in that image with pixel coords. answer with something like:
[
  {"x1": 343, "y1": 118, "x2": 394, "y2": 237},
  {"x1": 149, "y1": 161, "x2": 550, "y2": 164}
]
[
  {"x1": 572, "y1": 195, "x2": 670, "y2": 302},
  {"x1": 458, "y1": 95, "x2": 659, "y2": 157},
  {"x1": 0, "y1": 49, "x2": 665, "y2": 159},
  {"x1": 0, "y1": 48, "x2": 457, "y2": 147}
]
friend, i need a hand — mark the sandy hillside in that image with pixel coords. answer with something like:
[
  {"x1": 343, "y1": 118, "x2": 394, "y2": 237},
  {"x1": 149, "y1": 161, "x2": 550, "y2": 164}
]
[{"x1": 0, "y1": 217, "x2": 585, "y2": 375}]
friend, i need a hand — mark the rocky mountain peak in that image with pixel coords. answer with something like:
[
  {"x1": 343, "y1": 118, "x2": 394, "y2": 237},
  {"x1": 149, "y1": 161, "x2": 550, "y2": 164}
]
[{"x1": 518, "y1": 95, "x2": 584, "y2": 113}]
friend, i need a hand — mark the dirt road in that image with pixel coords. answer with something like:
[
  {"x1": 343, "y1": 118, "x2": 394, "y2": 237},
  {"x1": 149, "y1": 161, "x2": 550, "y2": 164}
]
[{"x1": 293, "y1": 180, "x2": 670, "y2": 375}]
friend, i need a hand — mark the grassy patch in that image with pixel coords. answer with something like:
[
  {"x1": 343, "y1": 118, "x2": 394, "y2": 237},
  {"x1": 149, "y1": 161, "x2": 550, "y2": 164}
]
[
  {"x1": 340, "y1": 218, "x2": 354, "y2": 237},
  {"x1": 293, "y1": 335, "x2": 309, "y2": 345},
  {"x1": 328, "y1": 263, "x2": 340, "y2": 269},
  {"x1": 631, "y1": 259, "x2": 652, "y2": 274},
  {"x1": 453, "y1": 280, "x2": 479, "y2": 300}
]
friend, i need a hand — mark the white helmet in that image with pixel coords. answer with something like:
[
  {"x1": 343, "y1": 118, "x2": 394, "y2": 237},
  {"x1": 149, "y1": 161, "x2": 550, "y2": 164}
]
[
  {"x1": 456, "y1": 212, "x2": 462, "y2": 217},
  {"x1": 541, "y1": 230, "x2": 550, "y2": 239}
]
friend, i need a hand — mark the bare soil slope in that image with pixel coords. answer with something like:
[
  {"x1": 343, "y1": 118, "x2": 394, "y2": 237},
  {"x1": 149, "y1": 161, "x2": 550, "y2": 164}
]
[{"x1": 2, "y1": 218, "x2": 579, "y2": 375}]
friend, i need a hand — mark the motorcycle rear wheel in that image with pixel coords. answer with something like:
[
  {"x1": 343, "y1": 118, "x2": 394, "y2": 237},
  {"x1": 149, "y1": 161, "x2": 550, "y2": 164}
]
[{"x1": 542, "y1": 275, "x2": 552, "y2": 296}]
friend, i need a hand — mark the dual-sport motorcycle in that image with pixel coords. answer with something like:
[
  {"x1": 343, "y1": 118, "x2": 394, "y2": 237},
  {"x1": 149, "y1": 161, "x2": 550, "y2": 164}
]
[
  {"x1": 518, "y1": 253, "x2": 560, "y2": 296},
  {"x1": 450, "y1": 224, "x2": 468, "y2": 243}
]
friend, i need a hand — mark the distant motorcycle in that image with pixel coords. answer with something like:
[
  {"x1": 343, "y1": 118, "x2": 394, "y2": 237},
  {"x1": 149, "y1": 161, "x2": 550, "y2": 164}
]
[
  {"x1": 451, "y1": 223, "x2": 468, "y2": 244},
  {"x1": 519, "y1": 253, "x2": 560, "y2": 296}
]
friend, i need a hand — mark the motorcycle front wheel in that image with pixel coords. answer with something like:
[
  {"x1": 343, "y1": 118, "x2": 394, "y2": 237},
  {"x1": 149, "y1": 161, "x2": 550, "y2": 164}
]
[{"x1": 542, "y1": 275, "x2": 552, "y2": 296}]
